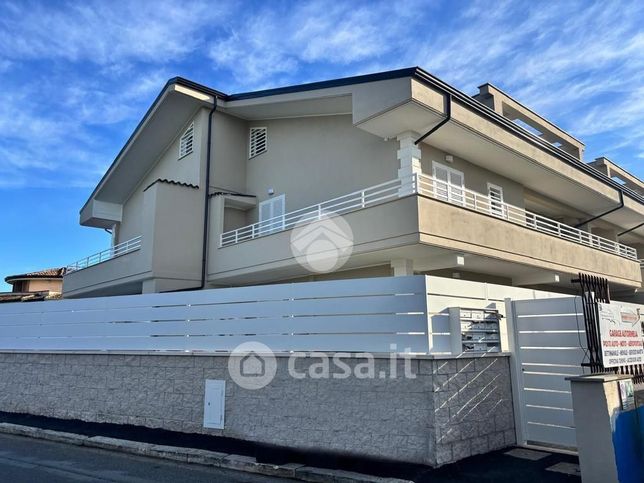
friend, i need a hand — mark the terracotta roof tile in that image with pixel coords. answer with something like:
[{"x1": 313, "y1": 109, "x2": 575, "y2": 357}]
[{"x1": 4, "y1": 267, "x2": 66, "y2": 284}]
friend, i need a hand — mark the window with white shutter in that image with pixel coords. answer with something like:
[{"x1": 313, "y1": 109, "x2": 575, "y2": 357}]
[
  {"x1": 258, "y1": 194, "x2": 285, "y2": 235},
  {"x1": 249, "y1": 127, "x2": 267, "y2": 158},
  {"x1": 432, "y1": 162, "x2": 465, "y2": 205},
  {"x1": 179, "y1": 123, "x2": 194, "y2": 158},
  {"x1": 487, "y1": 183, "x2": 505, "y2": 218}
]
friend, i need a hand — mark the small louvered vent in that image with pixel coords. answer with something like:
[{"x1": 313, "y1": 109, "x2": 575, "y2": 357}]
[
  {"x1": 249, "y1": 127, "x2": 267, "y2": 158},
  {"x1": 179, "y1": 123, "x2": 194, "y2": 158}
]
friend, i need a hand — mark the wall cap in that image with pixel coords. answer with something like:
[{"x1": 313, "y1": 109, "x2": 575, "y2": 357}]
[{"x1": 566, "y1": 373, "x2": 633, "y2": 383}]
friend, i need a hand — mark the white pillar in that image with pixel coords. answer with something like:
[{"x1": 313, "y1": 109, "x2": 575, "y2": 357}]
[
  {"x1": 391, "y1": 259, "x2": 414, "y2": 276},
  {"x1": 568, "y1": 374, "x2": 636, "y2": 483},
  {"x1": 396, "y1": 131, "x2": 422, "y2": 196}
]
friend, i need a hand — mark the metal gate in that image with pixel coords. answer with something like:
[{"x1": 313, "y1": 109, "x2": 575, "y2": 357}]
[{"x1": 508, "y1": 297, "x2": 589, "y2": 449}]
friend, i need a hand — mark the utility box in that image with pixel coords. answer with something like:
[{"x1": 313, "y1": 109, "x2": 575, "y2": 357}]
[
  {"x1": 449, "y1": 307, "x2": 501, "y2": 355},
  {"x1": 203, "y1": 380, "x2": 226, "y2": 429}
]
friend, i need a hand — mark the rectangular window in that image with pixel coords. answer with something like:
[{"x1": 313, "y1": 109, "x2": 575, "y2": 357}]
[
  {"x1": 432, "y1": 162, "x2": 465, "y2": 206},
  {"x1": 487, "y1": 183, "x2": 505, "y2": 218},
  {"x1": 258, "y1": 194, "x2": 285, "y2": 235},
  {"x1": 179, "y1": 122, "x2": 194, "y2": 158},
  {"x1": 249, "y1": 127, "x2": 267, "y2": 158}
]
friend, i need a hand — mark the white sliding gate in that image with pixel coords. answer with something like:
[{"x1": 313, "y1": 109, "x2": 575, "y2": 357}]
[
  {"x1": 508, "y1": 296, "x2": 588, "y2": 449},
  {"x1": 0, "y1": 276, "x2": 430, "y2": 353}
]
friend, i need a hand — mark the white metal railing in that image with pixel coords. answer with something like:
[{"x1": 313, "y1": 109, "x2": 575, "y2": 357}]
[
  {"x1": 219, "y1": 174, "x2": 638, "y2": 260},
  {"x1": 640, "y1": 259, "x2": 644, "y2": 270},
  {"x1": 66, "y1": 236, "x2": 142, "y2": 273},
  {"x1": 220, "y1": 177, "x2": 414, "y2": 246},
  {"x1": 416, "y1": 173, "x2": 638, "y2": 260}
]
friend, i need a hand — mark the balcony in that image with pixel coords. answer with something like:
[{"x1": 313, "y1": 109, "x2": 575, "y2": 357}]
[
  {"x1": 63, "y1": 236, "x2": 149, "y2": 298},
  {"x1": 66, "y1": 236, "x2": 142, "y2": 272},
  {"x1": 220, "y1": 174, "x2": 638, "y2": 261}
]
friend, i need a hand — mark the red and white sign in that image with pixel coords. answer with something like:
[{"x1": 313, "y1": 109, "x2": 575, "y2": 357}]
[{"x1": 598, "y1": 303, "x2": 644, "y2": 368}]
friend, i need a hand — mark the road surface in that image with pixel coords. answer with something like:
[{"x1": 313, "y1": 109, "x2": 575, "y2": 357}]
[{"x1": 0, "y1": 433, "x2": 292, "y2": 482}]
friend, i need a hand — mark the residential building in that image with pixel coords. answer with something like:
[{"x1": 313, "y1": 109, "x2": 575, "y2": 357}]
[
  {"x1": 63, "y1": 67, "x2": 644, "y2": 301},
  {"x1": 1, "y1": 268, "x2": 65, "y2": 303}
]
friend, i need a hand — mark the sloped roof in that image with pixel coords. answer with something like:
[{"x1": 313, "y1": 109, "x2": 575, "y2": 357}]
[{"x1": 5, "y1": 267, "x2": 66, "y2": 284}]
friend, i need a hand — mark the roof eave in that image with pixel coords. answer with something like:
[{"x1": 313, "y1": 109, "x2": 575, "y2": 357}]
[{"x1": 79, "y1": 78, "x2": 225, "y2": 214}]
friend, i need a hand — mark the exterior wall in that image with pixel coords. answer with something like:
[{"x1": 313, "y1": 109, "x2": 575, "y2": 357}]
[
  {"x1": 210, "y1": 110, "x2": 248, "y2": 194},
  {"x1": 420, "y1": 144, "x2": 525, "y2": 209},
  {"x1": 288, "y1": 265, "x2": 393, "y2": 283},
  {"x1": 418, "y1": 196, "x2": 642, "y2": 288},
  {"x1": 119, "y1": 108, "x2": 207, "y2": 244},
  {"x1": 63, "y1": 250, "x2": 149, "y2": 297},
  {"x1": 411, "y1": 81, "x2": 623, "y2": 204},
  {"x1": 65, "y1": 181, "x2": 205, "y2": 298},
  {"x1": 142, "y1": 182, "x2": 203, "y2": 290},
  {"x1": 242, "y1": 115, "x2": 397, "y2": 225},
  {"x1": 25, "y1": 279, "x2": 63, "y2": 293},
  {"x1": 0, "y1": 352, "x2": 514, "y2": 466},
  {"x1": 208, "y1": 196, "x2": 419, "y2": 284}
]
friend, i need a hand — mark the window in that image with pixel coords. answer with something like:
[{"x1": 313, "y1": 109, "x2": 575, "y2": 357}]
[
  {"x1": 179, "y1": 123, "x2": 194, "y2": 158},
  {"x1": 432, "y1": 162, "x2": 465, "y2": 206},
  {"x1": 487, "y1": 183, "x2": 505, "y2": 218},
  {"x1": 249, "y1": 127, "x2": 267, "y2": 158},
  {"x1": 258, "y1": 194, "x2": 285, "y2": 235}
]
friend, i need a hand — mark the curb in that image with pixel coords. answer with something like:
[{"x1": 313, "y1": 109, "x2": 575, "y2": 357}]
[{"x1": 0, "y1": 423, "x2": 412, "y2": 483}]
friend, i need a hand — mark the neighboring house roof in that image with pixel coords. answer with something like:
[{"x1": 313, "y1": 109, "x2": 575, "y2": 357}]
[
  {"x1": 0, "y1": 292, "x2": 62, "y2": 304},
  {"x1": 4, "y1": 267, "x2": 67, "y2": 284}
]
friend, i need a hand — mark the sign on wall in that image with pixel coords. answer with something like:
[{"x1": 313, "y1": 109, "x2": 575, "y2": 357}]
[{"x1": 598, "y1": 303, "x2": 644, "y2": 368}]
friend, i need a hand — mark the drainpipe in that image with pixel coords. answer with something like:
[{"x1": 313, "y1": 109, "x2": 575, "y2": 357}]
[
  {"x1": 617, "y1": 221, "x2": 644, "y2": 237},
  {"x1": 574, "y1": 190, "x2": 624, "y2": 228},
  {"x1": 414, "y1": 93, "x2": 452, "y2": 145},
  {"x1": 200, "y1": 99, "x2": 218, "y2": 289}
]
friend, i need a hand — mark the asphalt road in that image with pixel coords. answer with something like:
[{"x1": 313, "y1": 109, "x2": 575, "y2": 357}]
[{"x1": 0, "y1": 433, "x2": 293, "y2": 483}]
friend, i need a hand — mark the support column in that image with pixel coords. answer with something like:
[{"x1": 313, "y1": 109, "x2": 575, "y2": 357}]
[
  {"x1": 391, "y1": 259, "x2": 414, "y2": 276},
  {"x1": 396, "y1": 131, "x2": 422, "y2": 196}
]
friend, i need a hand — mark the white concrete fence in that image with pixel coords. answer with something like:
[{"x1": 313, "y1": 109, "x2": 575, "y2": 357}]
[
  {"x1": 0, "y1": 276, "x2": 430, "y2": 353},
  {"x1": 0, "y1": 275, "x2": 566, "y2": 354}
]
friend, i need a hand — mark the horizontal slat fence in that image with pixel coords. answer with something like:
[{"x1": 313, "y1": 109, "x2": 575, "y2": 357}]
[{"x1": 0, "y1": 276, "x2": 430, "y2": 353}]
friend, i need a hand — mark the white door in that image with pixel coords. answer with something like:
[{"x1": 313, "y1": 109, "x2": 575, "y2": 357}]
[
  {"x1": 487, "y1": 183, "x2": 505, "y2": 218},
  {"x1": 258, "y1": 194, "x2": 285, "y2": 235},
  {"x1": 432, "y1": 162, "x2": 464, "y2": 205}
]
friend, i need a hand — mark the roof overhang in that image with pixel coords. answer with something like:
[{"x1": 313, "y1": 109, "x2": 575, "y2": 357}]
[
  {"x1": 80, "y1": 80, "x2": 220, "y2": 227},
  {"x1": 81, "y1": 67, "x2": 643, "y2": 238}
]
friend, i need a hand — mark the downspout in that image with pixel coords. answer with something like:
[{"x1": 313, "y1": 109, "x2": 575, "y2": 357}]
[
  {"x1": 617, "y1": 221, "x2": 644, "y2": 237},
  {"x1": 414, "y1": 93, "x2": 452, "y2": 145},
  {"x1": 200, "y1": 99, "x2": 218, "y2": 289},
  {"x1": 574, "y1": 190, "x2": 624, "y2": 228}
]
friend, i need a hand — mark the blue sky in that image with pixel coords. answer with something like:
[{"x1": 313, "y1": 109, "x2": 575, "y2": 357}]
[{"x1": 0, "y1": 0, "x2": 643, "y2": 291}]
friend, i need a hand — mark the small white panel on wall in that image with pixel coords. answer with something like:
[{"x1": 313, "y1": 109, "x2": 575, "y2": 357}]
[{"x1": 203, "y1": 380, "x2": 226, "y2": 429}]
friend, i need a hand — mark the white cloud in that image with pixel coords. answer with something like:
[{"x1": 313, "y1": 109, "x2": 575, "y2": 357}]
[
  {"x1": 1, "y1": 0, "x2": 643, "y2": 191},
  {"x1": 0, "y1": 0, "x2": 228, "y2": 67},
  {"x1": 207, "y1": 0, "x2": 421, "y2": 89}
]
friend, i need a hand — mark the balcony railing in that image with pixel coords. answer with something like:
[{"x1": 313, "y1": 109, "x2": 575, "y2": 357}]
[
  {"x1": 220, "y1": 177, "x2": 410, "y2": 246},
  {"x1": 415, "y1": 174, "x2": 638, "y2": 260},
  {"x1": 66, "y1": 236, "x2": 142, "y2": 273},
  {"x1": 219, "y1": 174, "x2": 638, "y2": 261}
]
